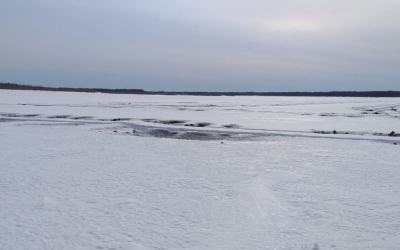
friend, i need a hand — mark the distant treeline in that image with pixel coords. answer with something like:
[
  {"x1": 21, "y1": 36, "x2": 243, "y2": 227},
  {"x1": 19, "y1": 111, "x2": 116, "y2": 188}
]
[
  {"x1": 1, "y1": 82, "x2": 400, "y2": 97},
  {"x1": 0, "y1": 83, "x2": 145, "y2": 94}
]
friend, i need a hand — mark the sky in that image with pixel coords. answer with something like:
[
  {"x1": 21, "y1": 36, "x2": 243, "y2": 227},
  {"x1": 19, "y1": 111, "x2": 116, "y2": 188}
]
[{"x1": 1, "y1": 0, "x2": 400, "y2": 92}]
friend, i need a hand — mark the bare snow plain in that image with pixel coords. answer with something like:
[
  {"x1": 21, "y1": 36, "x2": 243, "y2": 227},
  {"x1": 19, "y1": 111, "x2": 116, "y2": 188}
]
[{"x1": 0, "y1": 90, "x2": 399, "y2": 250}]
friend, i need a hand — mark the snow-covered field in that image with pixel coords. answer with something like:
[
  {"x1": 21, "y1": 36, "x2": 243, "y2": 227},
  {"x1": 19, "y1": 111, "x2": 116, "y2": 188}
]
[{"x1": 1, "y1": 90, "x2": 399, "y2": 250}]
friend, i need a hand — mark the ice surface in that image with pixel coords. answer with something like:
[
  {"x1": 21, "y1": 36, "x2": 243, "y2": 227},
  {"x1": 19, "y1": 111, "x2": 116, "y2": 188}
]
[{"x1": 1, "y1": 90, "x2": 399, "y2": 249}]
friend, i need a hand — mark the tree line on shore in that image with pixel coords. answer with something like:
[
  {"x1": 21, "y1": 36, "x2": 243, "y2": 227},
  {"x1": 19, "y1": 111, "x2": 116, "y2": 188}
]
[{"x1": 1, "y1": 82, "x2": 400, "y2": 97}]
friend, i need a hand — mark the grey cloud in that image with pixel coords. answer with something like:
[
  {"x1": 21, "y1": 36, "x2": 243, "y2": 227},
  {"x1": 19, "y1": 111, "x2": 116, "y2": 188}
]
[{"x1": 1, "y1": 0, "x2": 399, "y2": 91}]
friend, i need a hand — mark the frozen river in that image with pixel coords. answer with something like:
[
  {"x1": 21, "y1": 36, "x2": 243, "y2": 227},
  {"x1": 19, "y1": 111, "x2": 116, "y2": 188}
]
[{"x1": 1, "y1": 90, "x2": 399, "y2": 249}]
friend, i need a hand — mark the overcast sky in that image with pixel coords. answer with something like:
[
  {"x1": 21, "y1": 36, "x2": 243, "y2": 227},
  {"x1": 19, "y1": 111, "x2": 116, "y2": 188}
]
[{"x1": 1, "y1": 1, "x2": 399, "y2": 91}]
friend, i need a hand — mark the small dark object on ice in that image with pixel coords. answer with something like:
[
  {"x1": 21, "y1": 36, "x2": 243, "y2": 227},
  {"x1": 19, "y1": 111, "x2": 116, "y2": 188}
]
[
  {"x1": 374, "y1": 112, "x2": 380, "y2": 114},
  {"x1": 223, "y1": 124, "x2": 240, "y2": 128},
  {"x1": 196, "y1": 122, "x2": 211, "y2": 127},
  {"x1": 389, "y1": 131, "x2": 396, "y2": 136},
  {"x1": 221, "y1": 142, "x2": 224, "y2": 144},
  {"x1": 313, "y1": 244, "x2": 320, "y2": 250},
  {"x1": 132, "y1": 129, "x2": 137, "y2": 132},
  {"x1": 113, "y1": 130, "x2": 117, "y2": 133},
  {"x1": 333, "y1": 130, "x2": 337, "y2": 134},
  {"x1": 159, "y1": 120, "x2": 186, "y2": 125},
  {"x1": 394, "y1": 143, "x2": 397, "y2": 145}
]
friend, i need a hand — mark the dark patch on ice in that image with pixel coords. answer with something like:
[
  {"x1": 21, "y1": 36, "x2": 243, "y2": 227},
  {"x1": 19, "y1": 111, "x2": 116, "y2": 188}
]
[
  {"x1": 168, "y1": 130, "x2": 231, "y2": 140},
  {"x1": 313, "y1": 130, "x2": 338, "y2": 135},
  {"x1": 0, "y1": 118, "x2": 15, "y2": 122},
  {"x1": 312, "y1": 244, "x2": 320, "y2": 250},
  {"x1": 180, "y1": 132, "x2": 231, "y2": 140},
  {"x1": 1, "y1": 113, "x2": 20, "y2": 117},
  {"x1": 110, "y1": 118, "x2": 131, "y2": 121},
  {"x1": 176, "y1": 131, "x2": 211, "y2": 140},
  {"x1": 319, "y1": 113, "x2": 338, "y2": 117},
  {"x1": 119, "y1": 127, "x2": 234, "y2": 141},
  {"x1": 141, "y1": 118, "x2": 213, "y2": 128},
  {"x1": 142, "y1": 119, "x2": 187, "y2": 125},
  {"x1": 148, "y1": 129, "x2": 178, "y2": 137},
  {"x1": 149, "y1": 129, "x2": 232, "y2": 140},
  {"x1": 21, "y1": 122, "x2": 86, "y2": 127},
  {"x1": 48, "y1": 115, "x2": 71, "y2": 119},
  {"x1": 195, "y1": 122, "x2": 211, "y2": 127},
  {"x1": 1, "y1": 113, "x2": 40, "y2": 118},
  {"x1": 354, "y1": 105, "x2": 400, "y2": 119},
  {"x1": 223, "y1": 108, "x2": 255, "y2": 113},
  {"x1": 184, "y1": 122, "x2": 212, "y2": 127},
  {"x1": 312, "y1": 129, "x2": 400, "y2": 138},
  {"x1": 142, "y1": 118, "x2": 157, "y2": 123},
  {"x1": 106, "y1": 123, "x2": 400, "y2": 144},
  {"x1": 312, "y1": 129, "x2": 362, "y2": 135},
  {"x1": 223, "y1": 124, "x2": 240, "y2": 128},
  {"x1": 176, "y1": 122, "x2": 213, "y2": 127},
  {"x1": 158, "y1": 120, "x2": 186, "y2": 125},
  {"x1": 70, "y1": 116, "x2": 93, "y2": 120}
]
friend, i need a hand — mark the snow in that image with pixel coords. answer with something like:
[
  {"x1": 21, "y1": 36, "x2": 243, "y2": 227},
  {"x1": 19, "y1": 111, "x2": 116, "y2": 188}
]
[{"x1": 1, "y1": 90, "x2": 399, "y2": 249}]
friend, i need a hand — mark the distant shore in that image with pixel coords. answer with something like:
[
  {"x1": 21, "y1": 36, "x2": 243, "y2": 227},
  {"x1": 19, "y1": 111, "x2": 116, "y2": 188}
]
[{"x1": 1, "y1": 82, "x2": 400, "y2": 97}]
